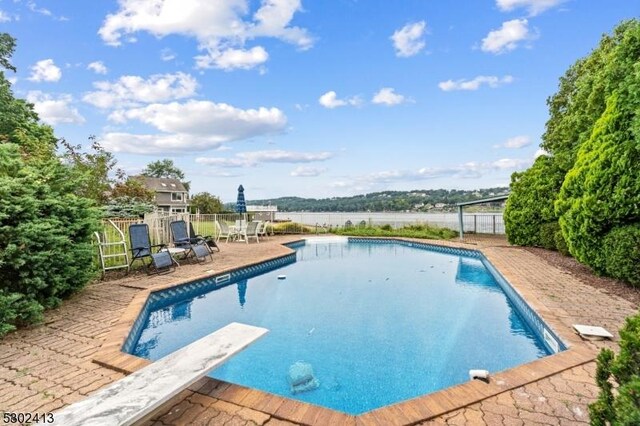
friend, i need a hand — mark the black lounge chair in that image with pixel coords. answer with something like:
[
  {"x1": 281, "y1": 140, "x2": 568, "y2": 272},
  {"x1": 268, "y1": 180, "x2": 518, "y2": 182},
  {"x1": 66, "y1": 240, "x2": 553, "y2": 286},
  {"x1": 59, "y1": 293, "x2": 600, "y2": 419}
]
[
  {"x1": 189, "y1": 221, "x2": 220, "y2": 252},
  {"x1": 169, "y1": 220, "x2": 213, "y2": 262},
  {"x1": 128, "y1": 223, "x2": 175, "y2": 274}
]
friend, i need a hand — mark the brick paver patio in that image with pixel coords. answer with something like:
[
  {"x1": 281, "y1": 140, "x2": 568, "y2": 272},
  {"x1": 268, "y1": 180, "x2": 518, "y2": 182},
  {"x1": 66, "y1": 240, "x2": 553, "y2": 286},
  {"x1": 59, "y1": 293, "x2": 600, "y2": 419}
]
[{"x1": 0, "y1": 235, "x2": 636, "y2": 425}]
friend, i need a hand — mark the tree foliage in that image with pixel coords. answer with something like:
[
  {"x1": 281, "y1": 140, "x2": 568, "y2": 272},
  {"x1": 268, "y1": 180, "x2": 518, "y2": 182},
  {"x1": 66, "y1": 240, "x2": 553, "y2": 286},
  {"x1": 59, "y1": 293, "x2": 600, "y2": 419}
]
[
  {"x1": 590, "y1": 312, "x2": 640, "y2": 425},
  {"x1": 504, "y1": 156, "x2": 564, "y2": 246},
  {"x1": 61, "y1": 136, "x2": 120, "y2": 205},
  {"x1": 504, "y1": 19, "x2": 640, "y2": 284},
  {"x1": 0, "y1": 144, "x2": 100, "y2": 335},
  {"x1": 0, "y1": 33, "x2": 17, "y2": 72},
  {"x1": 247, "y1": 188, "x2": 508, "y2": 212},
  {"x1": 0, "y1": 33, "x2": 101, "y2": 336},
  {"x1": 190, "y1": 192, "x2": 225, "y2": 214}
]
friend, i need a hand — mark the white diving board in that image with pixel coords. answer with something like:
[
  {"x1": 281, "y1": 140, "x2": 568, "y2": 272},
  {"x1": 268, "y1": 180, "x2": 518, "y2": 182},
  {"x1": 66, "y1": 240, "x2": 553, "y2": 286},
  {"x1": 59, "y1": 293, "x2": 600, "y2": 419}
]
[{"x1": 48, "y1": 322, "x2": 268, "y2": 426}]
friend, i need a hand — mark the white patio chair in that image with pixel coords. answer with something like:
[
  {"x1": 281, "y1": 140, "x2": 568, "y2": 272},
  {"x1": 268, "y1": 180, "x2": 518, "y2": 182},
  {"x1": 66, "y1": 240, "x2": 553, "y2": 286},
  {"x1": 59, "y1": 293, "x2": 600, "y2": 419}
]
[
  {"x1": 216, "y1": 221, "x2": 237, "y2": 243},
  {"x1": 258, "y1": 220, "x2": 271, "y2": 240},
  {"x1": 238, "y1": 220, "x2": 260, "y2": 244}
]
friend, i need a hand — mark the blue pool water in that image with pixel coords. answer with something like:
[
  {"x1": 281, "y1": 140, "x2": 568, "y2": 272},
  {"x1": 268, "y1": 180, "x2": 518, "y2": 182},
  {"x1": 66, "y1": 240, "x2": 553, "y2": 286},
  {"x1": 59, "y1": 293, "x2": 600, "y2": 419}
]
[{"x1": 129, "y1": 240, "x2": 552, "y2": 414}]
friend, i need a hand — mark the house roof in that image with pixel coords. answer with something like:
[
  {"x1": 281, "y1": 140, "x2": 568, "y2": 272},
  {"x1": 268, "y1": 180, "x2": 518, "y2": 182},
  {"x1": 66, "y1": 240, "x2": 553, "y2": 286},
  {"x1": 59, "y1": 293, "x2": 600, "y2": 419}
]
[{"x1": 135, "y1": 176, "x2": 187, "y2": 192}]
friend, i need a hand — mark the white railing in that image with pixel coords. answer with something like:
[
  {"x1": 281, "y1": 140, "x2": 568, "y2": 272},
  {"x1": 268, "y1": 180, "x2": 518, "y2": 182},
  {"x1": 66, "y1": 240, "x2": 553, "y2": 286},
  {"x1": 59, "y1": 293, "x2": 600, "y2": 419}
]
[{"x1": 273, "y1": 212, "x2": 505, "y2": 235}]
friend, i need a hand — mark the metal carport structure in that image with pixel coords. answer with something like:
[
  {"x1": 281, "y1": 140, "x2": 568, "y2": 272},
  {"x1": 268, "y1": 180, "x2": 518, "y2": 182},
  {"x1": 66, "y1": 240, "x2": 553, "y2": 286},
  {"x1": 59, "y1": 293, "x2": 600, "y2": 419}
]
[{"x1": 456, "y1": 195, "x2": 509, "y2": 240}]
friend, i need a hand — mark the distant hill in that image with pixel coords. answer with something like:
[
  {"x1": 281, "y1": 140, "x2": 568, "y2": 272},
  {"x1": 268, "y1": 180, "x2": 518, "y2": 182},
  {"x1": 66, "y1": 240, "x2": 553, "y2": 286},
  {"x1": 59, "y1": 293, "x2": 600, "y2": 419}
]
[{"x1": 231, "y1": 188, "x2": 509, "y2": 212}]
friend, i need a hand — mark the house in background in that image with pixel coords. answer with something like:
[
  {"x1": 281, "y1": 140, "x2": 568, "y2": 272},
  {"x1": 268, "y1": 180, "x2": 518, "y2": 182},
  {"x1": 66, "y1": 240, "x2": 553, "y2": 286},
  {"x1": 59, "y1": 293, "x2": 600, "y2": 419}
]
[{"x1": 136, "y1": 176, "x2": 189, "y2": 213}]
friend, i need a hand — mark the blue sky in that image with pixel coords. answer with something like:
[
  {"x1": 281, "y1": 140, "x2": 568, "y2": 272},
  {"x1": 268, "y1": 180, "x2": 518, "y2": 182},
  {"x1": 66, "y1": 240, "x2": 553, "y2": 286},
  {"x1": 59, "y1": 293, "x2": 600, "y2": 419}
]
[{"x1": 1, "y1": 0, "x2": 637, "y2": 202}]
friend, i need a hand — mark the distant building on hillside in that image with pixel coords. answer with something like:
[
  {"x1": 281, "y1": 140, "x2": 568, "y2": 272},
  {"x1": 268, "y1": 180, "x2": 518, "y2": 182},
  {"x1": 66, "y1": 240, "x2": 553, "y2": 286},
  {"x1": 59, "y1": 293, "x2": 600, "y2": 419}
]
[
  {"x1": 136, "y1": 176, "x2": 189, "y2": 213},
  {"x1": 247, "y1": 205, "x2": 277, "y2": 221},
  {"x1": 247, "y1": 205, "x2": 278, "y2": 212}
]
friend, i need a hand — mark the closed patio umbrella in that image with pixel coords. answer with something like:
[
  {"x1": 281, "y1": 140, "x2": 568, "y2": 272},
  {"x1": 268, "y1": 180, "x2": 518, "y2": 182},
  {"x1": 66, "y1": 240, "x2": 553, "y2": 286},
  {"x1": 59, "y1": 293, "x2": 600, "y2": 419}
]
[{"x1": 236, "y1": 184, "x2": 247, "y2": 213}]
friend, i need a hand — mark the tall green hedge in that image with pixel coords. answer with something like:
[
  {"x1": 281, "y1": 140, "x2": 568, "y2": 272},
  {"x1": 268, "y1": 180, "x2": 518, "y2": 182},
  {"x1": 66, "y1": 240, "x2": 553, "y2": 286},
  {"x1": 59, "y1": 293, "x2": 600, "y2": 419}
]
[
  {"x1": 556, "y1": 92, "x2": 640, "y2": 273},
  {"x1": 504, "y1": 155, "x2": 564, "y2": 246},
  {"x1": 504, "y1": 19, "x2": 640, "y2": 285},
  {"x1": 0, "y1": 33, "x2": 101, "y2": 336},
  {"x1": 0, "y1": 144, "x2": 100, "y2": 335}
]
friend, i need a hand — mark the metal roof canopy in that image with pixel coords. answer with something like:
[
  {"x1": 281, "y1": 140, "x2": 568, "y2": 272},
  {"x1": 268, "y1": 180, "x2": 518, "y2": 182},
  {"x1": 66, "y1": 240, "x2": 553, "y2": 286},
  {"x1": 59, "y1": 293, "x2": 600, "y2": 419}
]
[{"x1": 456, "y1": 194, "x2": 509, "y2": 240}]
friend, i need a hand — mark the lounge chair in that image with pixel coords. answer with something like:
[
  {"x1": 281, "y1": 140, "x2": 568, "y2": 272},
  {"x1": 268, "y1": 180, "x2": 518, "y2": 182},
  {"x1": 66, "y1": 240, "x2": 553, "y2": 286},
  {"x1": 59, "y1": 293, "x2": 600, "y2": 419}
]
[
  {"x1": 128, "y1": 223, "x2": 175, "y2": 274},
  {"x1": 238, "y1": 220, "x2": 260, "y2": 244},
  {"x1": 216, "y1": 221, "x2": 236, "y2": 243},
  {"x1": 189, "y1": 222, "x2": 220, "y2": 252},
  {"x1": 169, "y1": 220, "x2": 213, "y2": 263}
]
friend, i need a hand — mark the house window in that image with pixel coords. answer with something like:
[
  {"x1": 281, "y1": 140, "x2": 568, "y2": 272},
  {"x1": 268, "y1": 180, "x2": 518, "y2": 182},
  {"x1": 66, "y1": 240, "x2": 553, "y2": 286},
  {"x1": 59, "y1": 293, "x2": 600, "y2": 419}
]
[{"x1": 171, "y1": 192, "x2": 183, "y2": 201}]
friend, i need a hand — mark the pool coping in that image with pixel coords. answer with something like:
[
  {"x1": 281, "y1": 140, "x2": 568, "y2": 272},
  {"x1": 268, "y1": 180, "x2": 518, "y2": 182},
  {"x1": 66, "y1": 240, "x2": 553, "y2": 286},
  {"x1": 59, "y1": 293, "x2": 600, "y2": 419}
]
[{"x1": 93, "y1": 237, "x2": 598, "y2": 426}]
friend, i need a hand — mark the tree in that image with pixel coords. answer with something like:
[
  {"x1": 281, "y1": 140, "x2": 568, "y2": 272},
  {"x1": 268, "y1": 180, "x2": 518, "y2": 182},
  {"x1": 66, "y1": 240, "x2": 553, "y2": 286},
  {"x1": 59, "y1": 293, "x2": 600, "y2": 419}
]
[
  {"x1": 142, "y1": 159, "x2": 185, "y2": 179},
  {"x1": 504, "y1": 155, "x2": 565, "y2": 247},
  {"x1": 505, "y1": 19, "x2": 640, "y2": 284},
  {"x1": 0, "y1": 34, "x2": 101, "y2": 336},
  {"x1": 0, "y1": 143, "x2": 100, "y2": 336},
  {"x1": 61, "y1": 136, "x2": 120, "y2": 205},
  {"x1": 0, "y1": 33, "x2": 17, "y2": 72},
  {"x1": 190, "y1": 192, "x2": 225, "y2": 214},
  {"x1": 110, "y1": 177, "x2": 155, "y2": 202},
  {"x1": 105, "y1": 178, "x2": 156, "y2": 218},
  {"x1": 590, "y1": 312, "x2": 640, "y2": 425},
  {"x1": 0, "y1": 34, "x2": 56, "y2": 159}
]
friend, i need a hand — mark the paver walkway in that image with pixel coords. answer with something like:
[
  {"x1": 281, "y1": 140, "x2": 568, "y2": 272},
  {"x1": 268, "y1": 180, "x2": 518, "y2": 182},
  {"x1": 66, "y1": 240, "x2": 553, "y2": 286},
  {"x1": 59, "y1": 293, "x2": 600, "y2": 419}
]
[{"x1": 0, "y1": 235, "x2": 636, "y2": 425}]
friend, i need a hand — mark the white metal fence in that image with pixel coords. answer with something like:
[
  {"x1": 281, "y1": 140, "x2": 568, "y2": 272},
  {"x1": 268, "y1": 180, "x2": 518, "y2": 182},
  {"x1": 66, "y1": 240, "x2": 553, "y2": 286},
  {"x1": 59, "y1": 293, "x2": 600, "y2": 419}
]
[
  {"x1": 273, "y1": 212, "x2": 505, "y2": 234},
  {"x1": 94, "y1": 211, "x2": 504, "y2": 273}
]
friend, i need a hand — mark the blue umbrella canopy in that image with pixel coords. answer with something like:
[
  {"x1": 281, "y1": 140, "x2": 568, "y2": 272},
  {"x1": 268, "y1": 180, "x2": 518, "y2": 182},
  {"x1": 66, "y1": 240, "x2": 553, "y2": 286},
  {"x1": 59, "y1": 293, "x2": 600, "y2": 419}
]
[{"x1": 235, "y1": 184, "x2": 247, "y2": 213}]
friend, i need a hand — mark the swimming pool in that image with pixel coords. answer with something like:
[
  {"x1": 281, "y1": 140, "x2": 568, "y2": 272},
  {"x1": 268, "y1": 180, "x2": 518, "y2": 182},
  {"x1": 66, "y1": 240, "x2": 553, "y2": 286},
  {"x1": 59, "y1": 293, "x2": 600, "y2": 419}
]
[{"x1": 125, "y1": 238, "x2": 564, "y2": 414}]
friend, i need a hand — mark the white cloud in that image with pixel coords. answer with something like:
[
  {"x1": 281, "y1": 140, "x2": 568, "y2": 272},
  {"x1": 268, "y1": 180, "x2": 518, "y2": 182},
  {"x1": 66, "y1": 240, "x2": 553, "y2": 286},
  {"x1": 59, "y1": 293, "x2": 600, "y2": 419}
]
[
  {"x1": 101, "y1": 133, "x2": 226, "y2": 154},
  {"x1": 113, "y1": 100, "x2": 286, "y2": 135},
  {"x1": 27, "y1": 1, "x2": 51, "y2": 16},
  {"x1": 26, "y1": 91, "x2": 85, "y2": 125},
  {"x1": 195, "y1": 46, "x2": 269, "y2": 71},
  {"x1": 28, "y1": 59, "x2": 62, "y2": 82},
  {"x1": 102, "y1": 100, "x2": 287, "y2": 154},
  {"x1": 87, "y1": 61, "x2": 108, "y2": 74},
  {"x1": 7, "y1": 77, "x2": 18, "y2": 85},
  {"x1": 99, "y1": 0, "x2": 313, "y2": 70},
  {"x1": 318, "y1": 91, "x2": 361, "y2": 109},
  {"x1": 496, "y1": 0, "x2": 564, "y2": 16},
  {"x1": 371, "y1": 87, "x2": 407, "y2": 106},
  {"x1": 160, "y1": 48, "x2": 176, "y2": 61},
  {"x1": 26, "y1": 1, "x2": 67, "y2": 20},
  {"x1": 494, "y1": 135, "x2": 531, "y2": 149},
  {"x1": 83, "y1": 72, "x2": 197, "y2": 109},
  {"x1": 290, "y1": 166, "x2": 326, "y2": 177},
  {"x1": 331, "y1": 157, "x2": 533, "y2": 190},
  {"x1": 196, "y1": 150, "x2": 333, "y2": 168},
  {"x1": 0, "y1": 10, "x2": 12, "y2": 22},
  {"x1": 481, "y1": 19, "x2": 533, "y2": 54},
  {"x1": 391, "y1": 21, "x2": 426, "y2": 57},
  {"x1": 438, "y1": 75, "x2": 514, "y2": 91}
]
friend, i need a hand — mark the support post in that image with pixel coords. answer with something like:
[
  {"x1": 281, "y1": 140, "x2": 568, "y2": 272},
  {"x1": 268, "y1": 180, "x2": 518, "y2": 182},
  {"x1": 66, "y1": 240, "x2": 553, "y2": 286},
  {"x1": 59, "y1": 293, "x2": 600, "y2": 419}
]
[{"x1": 458, "y1": 205, "x2": 464, "y2": 241}]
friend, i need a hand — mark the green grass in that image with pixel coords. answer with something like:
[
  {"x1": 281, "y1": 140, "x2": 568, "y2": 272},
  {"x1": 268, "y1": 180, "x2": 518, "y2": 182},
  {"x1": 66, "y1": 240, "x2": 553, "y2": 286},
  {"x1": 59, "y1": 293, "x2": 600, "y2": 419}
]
[
  {"x1": 271, "y1": 222, "x2": 316, "y2": 234},
  {"x1": 331, "y1": 224, "x2": 458, "y2": 240}
]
